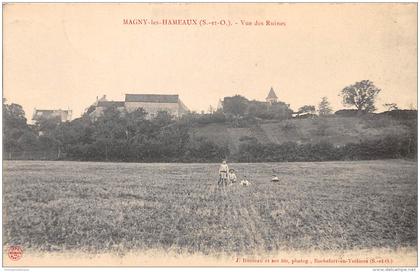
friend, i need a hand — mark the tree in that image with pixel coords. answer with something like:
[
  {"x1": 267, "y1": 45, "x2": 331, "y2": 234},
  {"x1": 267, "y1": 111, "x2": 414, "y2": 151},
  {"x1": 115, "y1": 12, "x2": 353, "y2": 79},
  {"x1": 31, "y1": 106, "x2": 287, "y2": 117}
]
[
  {"x1": 318, "y1": 97, "x2": 333, "y2": 116},
  {"x1": 208, "y1": 105, "x2": 215, "y2": 114},
  {"x1": 222, "y1": 95, "x2": 249, "y2": 117},
  {"x1": 340, "y1": 80, "x2": 381, "y2": 113},
  {"x1": 51, "y1": 114, "x2": 97, "y2": 159},
  {"x1": 35, "y1": 116, "x2": 61, "y2": 133},
  {"x1": 92, "y1": 107, "x2": 125, "y2": 160},
  {"x1": 17, "y1": 131, "x2": 38, "y2": 151},
  {"x1": 247, "y1": 100, "x2": 292, "y2": 120},
  {"x1": 3, "y1": 100, "x2": 34, "y2": 156},
  {"x1": 298, "y1": 105, "x2": 316, "y2": 115},
  {"x1": 153, "y1": 111, "x2": 174, "y2": 127},
  {"x1": 383, "y1": 103, "x2": 399, "y2": 111},
  {"x1": 4, "y1": 102, "x2": 28, "y2": 131}
]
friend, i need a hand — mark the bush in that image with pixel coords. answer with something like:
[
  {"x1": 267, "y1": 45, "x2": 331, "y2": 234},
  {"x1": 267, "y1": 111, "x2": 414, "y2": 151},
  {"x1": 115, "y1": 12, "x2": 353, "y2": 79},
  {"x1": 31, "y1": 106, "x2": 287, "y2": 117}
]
[
  {"x1": 293, "y1": 113, "x2": 318, "y2": 119},
  {"x1": 181, "y1": 111, "x2": 226, "y2": 125},
  {"x1": 379, "y1": 110, "x2": 417, "y2": 120},
  {"x1": 334, "y1": 109, "x2": 363, "y2": 117},
  {"x1": 235, "y1": 135, "x2": 416, "y2": 162},
  {"x1": 185, "y1": 137, "x2": 229, "y2": 162}
]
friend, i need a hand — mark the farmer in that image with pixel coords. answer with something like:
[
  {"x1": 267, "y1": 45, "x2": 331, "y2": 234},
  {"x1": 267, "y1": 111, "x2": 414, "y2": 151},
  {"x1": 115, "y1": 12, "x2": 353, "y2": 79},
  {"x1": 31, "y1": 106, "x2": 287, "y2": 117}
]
[
  {"x1": 228, "y1": 169, "x2": 237, "y2": 185},
  {"x1": 218, "y1": 160, "x2": 229, "y2": 186}
]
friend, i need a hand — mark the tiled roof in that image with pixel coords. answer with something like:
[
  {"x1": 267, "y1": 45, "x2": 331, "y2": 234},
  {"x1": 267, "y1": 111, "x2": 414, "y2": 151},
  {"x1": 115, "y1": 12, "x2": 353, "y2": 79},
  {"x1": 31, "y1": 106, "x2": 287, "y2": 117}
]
[
  {"x1": 125, "y1": 94, "x2": 179, "y2": 103},
  {"x1": 266, "y1": 87, "x2": 278, "y2": 99},
  {"x1": 97, "y1": 101, "x2": 125, "y2": 107},
  {"x1": 35, "y1": 110, "x2": 54, "y2": 114}
]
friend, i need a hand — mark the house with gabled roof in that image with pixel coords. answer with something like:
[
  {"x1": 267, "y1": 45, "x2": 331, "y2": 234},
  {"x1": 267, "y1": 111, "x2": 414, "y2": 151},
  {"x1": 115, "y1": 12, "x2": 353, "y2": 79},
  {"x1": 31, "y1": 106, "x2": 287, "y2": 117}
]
[
  {"x1": 88, "y1": 93, "x2": 190, "y2": 120},
  {"x1": 124, "y1": 94, "x2": 189, "y2": 118},
  {"x1": 32, "y1": 109, "x2": 72, "y2": 123}
]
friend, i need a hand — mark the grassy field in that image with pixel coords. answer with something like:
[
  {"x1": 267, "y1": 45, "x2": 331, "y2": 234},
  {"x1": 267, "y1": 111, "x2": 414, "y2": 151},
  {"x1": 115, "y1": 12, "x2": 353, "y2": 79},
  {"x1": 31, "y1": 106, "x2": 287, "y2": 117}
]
[
  {"x1": 191, "y1": 116, "x2": 411, "y2": 153},
  {"x1": 3, "y1": 160, "x2": 417, "y2": 256}
]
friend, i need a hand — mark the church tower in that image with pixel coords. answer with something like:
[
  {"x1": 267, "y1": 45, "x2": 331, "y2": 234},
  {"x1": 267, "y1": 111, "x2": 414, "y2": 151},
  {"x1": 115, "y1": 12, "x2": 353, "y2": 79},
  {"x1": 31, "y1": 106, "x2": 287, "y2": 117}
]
[{"x1": 266, "y1": 87, "x2": 278, "y2": 104}]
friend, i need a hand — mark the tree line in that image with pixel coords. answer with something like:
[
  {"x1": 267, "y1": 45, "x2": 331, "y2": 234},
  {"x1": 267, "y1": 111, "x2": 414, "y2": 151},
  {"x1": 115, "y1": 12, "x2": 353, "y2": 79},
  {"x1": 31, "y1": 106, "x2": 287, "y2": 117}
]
[
  {"x1": 236, "y1": 135, "x2": 416, "y2": 162},
  {"x1": 4, "y1": 103, "x2": 230, "y2": 162}
]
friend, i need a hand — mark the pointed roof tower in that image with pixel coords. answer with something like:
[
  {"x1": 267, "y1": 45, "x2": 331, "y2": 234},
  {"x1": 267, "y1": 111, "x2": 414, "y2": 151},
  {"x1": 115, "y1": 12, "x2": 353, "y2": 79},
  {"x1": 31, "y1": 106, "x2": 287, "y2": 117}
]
[{"x1": 266, "y1": 87, "x2": 278, "y2": 104}]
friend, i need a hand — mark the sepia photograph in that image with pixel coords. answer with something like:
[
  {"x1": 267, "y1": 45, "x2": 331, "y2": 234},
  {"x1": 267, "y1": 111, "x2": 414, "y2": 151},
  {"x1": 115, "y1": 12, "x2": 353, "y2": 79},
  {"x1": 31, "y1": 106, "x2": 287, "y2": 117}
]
[{"x1": 2, "y1": 2, "x2": 418, "y2": 268}]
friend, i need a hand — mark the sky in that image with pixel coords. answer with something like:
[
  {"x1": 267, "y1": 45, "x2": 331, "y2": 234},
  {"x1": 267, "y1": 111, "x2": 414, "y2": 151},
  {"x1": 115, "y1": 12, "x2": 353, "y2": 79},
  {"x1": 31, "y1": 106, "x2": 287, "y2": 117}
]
[{"x1": 3, "y1": 3, "x2": 417, "y2": 120}]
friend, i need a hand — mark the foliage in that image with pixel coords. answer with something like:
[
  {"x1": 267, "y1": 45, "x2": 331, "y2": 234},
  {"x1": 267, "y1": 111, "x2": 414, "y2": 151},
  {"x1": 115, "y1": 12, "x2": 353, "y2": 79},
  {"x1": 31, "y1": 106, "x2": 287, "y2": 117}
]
[
  {"x1": 10, "y1": 105, "x2": 226, "y2": 162},
  {"x1": 314, "y1": 119, "x2": 330, "y2": 136},
  {"x1": 318, "y1": 97, "x2": 333, "y2": 116},
  {"x1": 3, "y1": 100, "x2": 417, "y2": 163},
  {"x1": 236, "y1": 135, "x2": 416, "y2": 162},
  {"x1": 4, "y1": 102, "x2": 27, "y2": 130},
  {"x1": 383, "y1": 103, "x2": 399, "y2": 111},
  {"x1": 222, "y1": 95, "x2": 249, "y2": 117},
  {"x1": 379, "y1": 110, "x2": 417, "y2": 120},
  {"x1": 282, "y1": 120, "x2": 298, "y2": 134},
  {"x1": 185, "y1": 137, "x2": 229, "y2": 162},
  {"x1": 340, "y1": 80, "x2": 381, "y2": 112},
  {"x1": 36, "y1": 116, "x2": 62, "y2": 132},
  {"x1": 223, "y1": 96, "x2": 292, "y2": 123},
  {"x1": 179, "y1": 111, "x2": 226, "y2": 126},
  {"x1": 334, "y1": 109, "x2": 360, "y2": 117},
  {"x1": 3, "y1": 101, "x2": 33, "y2": 154},
  {"x1": 247, "y1": 100, "x2": 292, "y2": 120},
  {"x1": 298, "y1": 105, "x2": 316, "y2": 115}
]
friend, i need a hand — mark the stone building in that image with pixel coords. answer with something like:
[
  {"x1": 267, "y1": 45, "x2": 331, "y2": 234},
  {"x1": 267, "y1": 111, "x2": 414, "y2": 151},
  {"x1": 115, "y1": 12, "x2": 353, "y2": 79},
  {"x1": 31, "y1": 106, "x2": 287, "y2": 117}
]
[
  {"x1": 88, "y1": 93, "x2": 189, "y2": 120},
  {"x1": 32, "y1": 109, "x2": 72, "y2": 123},
  {"x1": 124, "y1": 94, "x2": 189, "y2": 118}
]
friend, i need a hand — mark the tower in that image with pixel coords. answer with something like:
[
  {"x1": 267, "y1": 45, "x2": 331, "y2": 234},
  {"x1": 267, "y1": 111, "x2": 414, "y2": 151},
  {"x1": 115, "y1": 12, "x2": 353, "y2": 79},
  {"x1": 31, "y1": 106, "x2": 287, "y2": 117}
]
[{"x1": 266, "y1": 87, "x2": 278, "y2": 104}]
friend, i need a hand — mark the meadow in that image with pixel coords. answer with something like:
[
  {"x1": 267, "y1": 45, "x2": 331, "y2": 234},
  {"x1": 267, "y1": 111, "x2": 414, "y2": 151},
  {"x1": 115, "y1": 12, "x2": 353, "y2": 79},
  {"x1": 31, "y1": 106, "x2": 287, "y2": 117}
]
[{"x1": 3, "y1": 160, "x2": 417, "y2": 257}]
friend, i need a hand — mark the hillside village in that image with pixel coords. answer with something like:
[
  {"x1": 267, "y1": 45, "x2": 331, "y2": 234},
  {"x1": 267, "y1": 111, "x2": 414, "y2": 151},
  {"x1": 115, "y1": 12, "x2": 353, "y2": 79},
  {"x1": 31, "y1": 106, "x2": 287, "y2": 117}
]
[
  {"x1": 4, "y1": 83, "x2": 417, "y2": 162},
  {"x1": 31, "y1": 87, "x2": 283, "y2": 123},
  {"x1": 33, "y1": 93, "x2": 190, "y2": 123}
]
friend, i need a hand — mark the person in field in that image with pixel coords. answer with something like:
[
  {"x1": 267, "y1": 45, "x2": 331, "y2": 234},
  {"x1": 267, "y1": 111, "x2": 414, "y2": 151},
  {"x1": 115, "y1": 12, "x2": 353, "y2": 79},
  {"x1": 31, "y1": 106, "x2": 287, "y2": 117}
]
[
  {"x1": 228, "y1": 169, "x2": 237, "y2": 185},
  {"x1": 240, "y1": 175, "x2": 251, "y2": 186},
  {"x1": 218, "y1": 160, "x2": 229, "y2": 186}
]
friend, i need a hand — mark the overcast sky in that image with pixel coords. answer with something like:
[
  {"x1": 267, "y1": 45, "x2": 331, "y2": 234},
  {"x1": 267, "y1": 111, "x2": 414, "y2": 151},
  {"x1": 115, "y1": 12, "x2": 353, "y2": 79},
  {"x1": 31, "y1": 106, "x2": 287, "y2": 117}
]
[{"x1": 4, "y1": 3, "x2": 417, "y2": 119}]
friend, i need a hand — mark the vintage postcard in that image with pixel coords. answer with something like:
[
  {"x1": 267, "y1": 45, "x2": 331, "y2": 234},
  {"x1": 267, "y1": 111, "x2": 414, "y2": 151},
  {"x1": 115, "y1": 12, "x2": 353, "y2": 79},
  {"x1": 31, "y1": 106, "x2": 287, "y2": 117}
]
[{"x1": 2, "y1": 2, "x2": 417, "y2": 268}]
